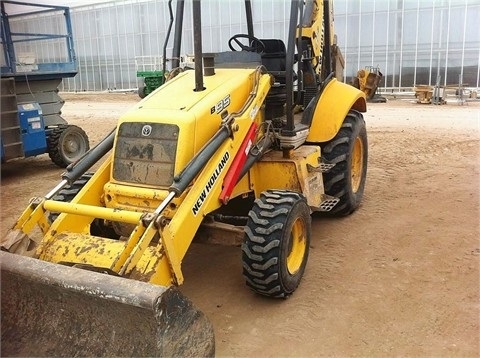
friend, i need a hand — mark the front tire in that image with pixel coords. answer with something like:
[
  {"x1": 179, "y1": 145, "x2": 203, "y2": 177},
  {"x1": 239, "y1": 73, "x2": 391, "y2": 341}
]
[
  {"x1": 47, "y1": 124, "x2": 90, "y2": 168},
  {"x1": 48, "y1": 173, "x2": 93, "y2": 223},
  {"x1": 321, "y1": 110, "x2": 368, "y2": 216},
  {"x1": 49, "y1": 173, "x2": 119, "y2": 239},
  {"x1": 242, "y1": 190, "x2": 311, "y2": 298}
]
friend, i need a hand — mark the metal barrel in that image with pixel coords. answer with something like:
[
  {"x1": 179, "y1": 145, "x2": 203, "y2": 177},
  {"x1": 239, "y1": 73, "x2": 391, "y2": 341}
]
[{"x1": 0, "y1": 251, "x2": 215, "y2": 357}]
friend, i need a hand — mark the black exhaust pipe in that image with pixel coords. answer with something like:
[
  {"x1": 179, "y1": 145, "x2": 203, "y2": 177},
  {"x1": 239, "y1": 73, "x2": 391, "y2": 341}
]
[
  {"x1": 192, "y1": 0, "x2": 204, "y2": 91},
  {"x1": 162, "y1": 0, "x2": 175, "y2": 77},
  {"x1": 171, "y1": 0, "x2": 184, "y2": 69}
]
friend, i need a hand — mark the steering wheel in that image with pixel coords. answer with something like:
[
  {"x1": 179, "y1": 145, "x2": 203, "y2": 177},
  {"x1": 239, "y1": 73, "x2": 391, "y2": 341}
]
[{"x1": 228, "y1": 34, "x2": 265, "y2": 53}]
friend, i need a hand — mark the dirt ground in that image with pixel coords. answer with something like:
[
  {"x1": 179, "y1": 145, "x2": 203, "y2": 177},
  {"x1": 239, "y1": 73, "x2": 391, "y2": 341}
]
[{"x1": 1, "y1": 92, "x2": 479, "y2": 357}]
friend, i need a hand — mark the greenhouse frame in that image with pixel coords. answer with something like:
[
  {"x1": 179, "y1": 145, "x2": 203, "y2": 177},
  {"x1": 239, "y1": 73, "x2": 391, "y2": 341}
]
[{"x1": 2, "y1": 0, "x2": 479, "y2": 92}]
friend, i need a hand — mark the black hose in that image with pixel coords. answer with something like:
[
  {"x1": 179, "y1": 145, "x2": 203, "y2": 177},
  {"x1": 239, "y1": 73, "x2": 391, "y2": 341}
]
[
  {"x1": 162, "y1": 0, "x2": 174, "y2": 78},
  {"x1": 62, "y1": 129, "x2": 116, "y2": 185}
]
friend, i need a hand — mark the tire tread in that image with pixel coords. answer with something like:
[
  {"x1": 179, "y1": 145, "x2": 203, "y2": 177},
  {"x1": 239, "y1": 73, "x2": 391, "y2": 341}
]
[
  {"x1": 242, "y1": 190, "x2": 310, "y2": 298},
  {"x1": 320, "y1": 110, "x2": 368, "y2": 216}
]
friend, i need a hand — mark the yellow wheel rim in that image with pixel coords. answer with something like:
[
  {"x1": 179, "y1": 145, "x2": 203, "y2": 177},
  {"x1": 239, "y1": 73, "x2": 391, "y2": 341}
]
[
  {"x1": 351, "y1": 137, "x2": 364, "y2": 193},
  {"x1": 286, "y1": 218, "x2": 307, "y2": 275}
]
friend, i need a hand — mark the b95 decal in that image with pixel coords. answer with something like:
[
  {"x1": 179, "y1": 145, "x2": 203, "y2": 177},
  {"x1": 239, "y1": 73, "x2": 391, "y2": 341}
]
[{"x1": 211, "y1": 94, "x2": 231, "y2": 114}]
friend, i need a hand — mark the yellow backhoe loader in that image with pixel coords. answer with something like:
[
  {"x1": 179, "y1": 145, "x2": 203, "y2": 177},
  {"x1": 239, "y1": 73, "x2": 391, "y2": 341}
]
[
  {"x1": 352, "y1": 65, "x2": 387, "y2": 103},
  {"x1": 1, "y1": 0, "x2": 368, "y2": 356}
]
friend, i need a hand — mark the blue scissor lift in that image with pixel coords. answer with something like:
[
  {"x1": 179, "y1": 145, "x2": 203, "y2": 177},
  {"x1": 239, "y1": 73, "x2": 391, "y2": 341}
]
[{"x1": 1, "y1": 1, "x2": 89, "y2": 167}]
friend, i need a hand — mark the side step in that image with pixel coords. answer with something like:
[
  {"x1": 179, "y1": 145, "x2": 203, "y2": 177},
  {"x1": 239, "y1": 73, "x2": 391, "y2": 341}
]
[
  {"x1": 317, "y1": 194, "x2": 340, "y2": 212},
  {"x1": 307, "y1": 161, "x2": 336, "y2": 173}
]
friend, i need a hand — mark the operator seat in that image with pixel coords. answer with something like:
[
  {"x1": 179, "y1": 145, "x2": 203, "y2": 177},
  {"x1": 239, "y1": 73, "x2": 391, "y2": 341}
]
[
  {"x1": 259, "y1": 39, "x2": 287, "y2": 84},
  {"x1": 259, "y1": 39, "x2": 288, "y2": 120}
]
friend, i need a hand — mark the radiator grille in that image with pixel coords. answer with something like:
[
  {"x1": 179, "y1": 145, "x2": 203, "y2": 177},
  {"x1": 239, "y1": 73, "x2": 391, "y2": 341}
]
[{"x1": 113, "y1": 122, "x2": 179, "y2": 186}]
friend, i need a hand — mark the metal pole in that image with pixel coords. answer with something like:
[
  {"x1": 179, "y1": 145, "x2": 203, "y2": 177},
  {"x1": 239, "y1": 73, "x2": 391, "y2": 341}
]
[
  {"x1": 444, "y1": 0, "x2": 451, "y2": 87},
  {"x1": 245, "y1": 0, "x2": 254, "y2": 37},
  {"x1": 162, "y1": 0, "x2": 174, "y2": 76},
  {"x1": 385, "y1": 0, "x2": 389, "y2": 88},
  {"x1": 171, "y1": 0, "x2": 184, "y2": 68},
  {"x1": 65, "y1": 8, "x2": 76, "y2": 65},
  {"x1": 109, "y1": 8, "x2": 116, "y2": 89},
  {"x1": 399, "y1": 0, "x2": 404, "y2": 88},
  {"x1": 344, "y1": 0, "x2": 348, "y2": 85},
  {"x1": 1, "y1": 2, "x2": 16, "y2": 72},
  {"x1": 413, "y1": 0, "x2": 420, "y2": 87},
  {"x1": 94, "y1": 9, "x2": 102, "y2": 91},
  {"x1": 192, "y1": 0, "x2": 204, "y2": 91},
  {"x1": 371, "y1": 0, "x2": 375, "y2": 67},
  {"x1": 357, "y1": 0, "x2": 361, "y2": 73},
  {"x1": 129, "y1": 2, "x2": 137, "y2": 89},
  {"x1": 80, "y1": 7, "x2": 87, "y2": 90},
  {"x1": 323, "y1": 0, "x2": 332, "y2": 76},
  {"x1": 460, "y1": 1, "x2": 467, "y2": 82},
  {"x1": 115, "y1": 4, "x2": 123, "y2": 89},
  {"x1": 428, "y1": 1, "x2": 435, "y2": 86},
  {"x1": 101, "y1": 9, "x2": 109, "y2": 91},
  {"x1": 284, "y1": 0, "x2": 300, "y2": 133}
]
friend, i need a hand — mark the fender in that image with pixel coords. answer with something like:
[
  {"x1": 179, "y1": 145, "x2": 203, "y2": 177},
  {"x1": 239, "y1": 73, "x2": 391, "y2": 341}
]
[{"x1": 305, "y1": 78, "x2": 366, "y2": 143}]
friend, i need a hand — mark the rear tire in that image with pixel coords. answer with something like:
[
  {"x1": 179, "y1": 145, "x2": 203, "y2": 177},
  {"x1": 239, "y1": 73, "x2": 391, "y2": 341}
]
[
  {"x1": 47, "y1": 124, "x2": 90, "y2": 168},
  {"x1": 320, "y1": 110, "x2": 368, "y2": 216},
  {"x1": 242, "y1": 190, "x2": 311, "y2": 298}
]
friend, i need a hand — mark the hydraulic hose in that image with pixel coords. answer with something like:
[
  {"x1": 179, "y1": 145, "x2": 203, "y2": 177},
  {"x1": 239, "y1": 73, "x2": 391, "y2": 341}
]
[{"x1": 61, "y1": 128, "x2": 116, "y2": 185}]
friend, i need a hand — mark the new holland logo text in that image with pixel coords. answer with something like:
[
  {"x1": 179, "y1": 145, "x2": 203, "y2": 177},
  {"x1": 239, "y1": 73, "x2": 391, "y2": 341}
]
[{"x1": 192, "y1": 152, "x2": 230, "y2": 216}]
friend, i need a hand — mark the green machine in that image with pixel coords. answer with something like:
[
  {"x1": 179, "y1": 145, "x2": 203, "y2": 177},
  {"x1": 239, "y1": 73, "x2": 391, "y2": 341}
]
[{"x1": 136, "y1": 68, "x2": 165, "y2": 99}]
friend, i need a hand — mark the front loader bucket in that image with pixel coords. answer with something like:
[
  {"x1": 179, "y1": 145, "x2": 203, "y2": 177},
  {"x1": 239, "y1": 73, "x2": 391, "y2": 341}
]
[
  {"x1": 0, "y1": 251, "x2": 214, "y2": 357},
  {"x1": 365, "y1": 72, "x2": 382, "y2": 99}
]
